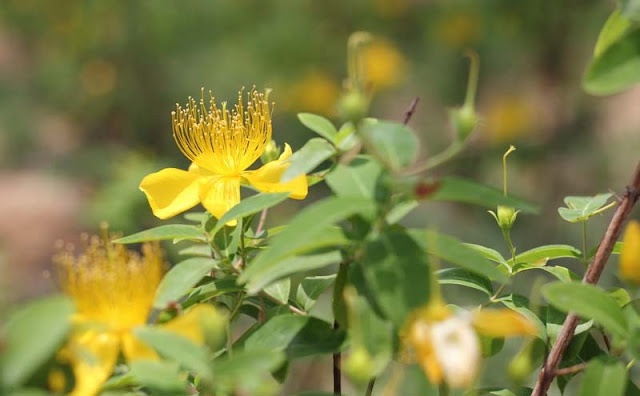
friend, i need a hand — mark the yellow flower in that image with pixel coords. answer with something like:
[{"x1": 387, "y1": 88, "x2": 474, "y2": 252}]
[
  {"x1": 620, "y1": 220, "x2": 640, "y2": 284},
  {"x1": 140, "y1": 88, "x2": 308, "y2": 221},
  {"x1": 361, "y1": 40, "x2": 407, "y2": 91},
  {"x1": 55, "y1": 236, "x2": 216, "y2": 396},
  {"x1": 284, "y1": 70, "x2": 340, "y2": 116},
  {"x1": 484, "y1": 95, "x2": 536, "y2": 144},
  {"x1": 404, "y1": 301, "x2": 537, "y2": 389}
]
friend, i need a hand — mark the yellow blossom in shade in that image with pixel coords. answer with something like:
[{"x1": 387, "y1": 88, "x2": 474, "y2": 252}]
[
  {"x1": 404, "y1": 300, "x2": 538, "y2": 389},
  {"x1": 140, "y1": 88, "x2": 308, "y2": 222},
  {"x1": 484, "y1": 96, "x2": 537, "y2": 144},
  {"x1": 361, "y1": 40, "x2": 407, "y2": 91},
  {"x1": 620, "y1": 220, "x2": 640, "y2": 284},
  {"x1": 285, "y1": 71, "x2": 340, "y2": 116},
  {"x1": 436, "y1": 13, "x2": 482, "y2": 48},
  {"x1": 55, "y1": 236, "x2": 217, "y2": 396}
]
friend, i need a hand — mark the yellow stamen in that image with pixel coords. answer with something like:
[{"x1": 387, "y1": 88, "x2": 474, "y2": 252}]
[
  {"x1": 172, "y1": 88, "x2": 272, "y2": 176},
  {"x1": 54, "y1": 236, "x2": 164, "y2": 331}
]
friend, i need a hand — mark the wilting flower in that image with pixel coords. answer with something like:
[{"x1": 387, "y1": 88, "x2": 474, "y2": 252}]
[
  {"x1": 140, "y1": 89, "x2": 308, "y2": 221},
  {"x1": 55, "y1": 236, "x2": 217, "y2": 396},
  {"x1": 620, "y1": 220, "x2": 640, "y2": 284},
  {"x1": 404, "y1": 300, "x2": 538, "y2": 389}
]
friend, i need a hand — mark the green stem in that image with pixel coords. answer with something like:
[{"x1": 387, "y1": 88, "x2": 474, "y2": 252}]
[
  {"x1": 229, "y1": 291, "x2": 246, "y2": 321},
  {"x1": 502, "y1": 228, "x2": 517, "y2": 267},
  {"x1": 439, "y1": 383, "x2": 450, "y2": 396},
  {"x1": 408, "y1": 141, "x2": 463, "y2": 175},
  {"x1": 582, "y1": 221, "x2": 588, "y2": 264}
]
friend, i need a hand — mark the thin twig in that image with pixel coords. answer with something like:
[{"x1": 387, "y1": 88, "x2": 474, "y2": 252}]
[
  {"x1": 365, "y1": 378, "x2": 376, "y2": 396},
  {"x1": 256, "y1": 209, "x2": 268, "y2": 236},
  {"x1": 333, "y1": 321, "x2": 342, "y2": 395},
  {"x1": 403, "y1": 97, "x2": 420, "y2": 125},
  {"x1": 531, "y1": 161, "x2": 640, "y2": 396},
  {"x1": 554, "y1": 362, "x2": 588, "y2": 376}
]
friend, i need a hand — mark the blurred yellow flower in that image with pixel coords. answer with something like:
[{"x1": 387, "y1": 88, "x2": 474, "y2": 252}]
[
  {"x1": 484, "y1": 96, "x2": 537, "y2": 144},
  {"x1": 362, "y1": 40, "x2": 407, "y2": 91},
  {"x1": 436, "y1": 13, "x2": 482, "y2": 48},
  {"x1": 620, "y1": 220, "x2": 640, "y2": 284},
  {"x1": 374, "y1": 0, "x2": 409, "y2": 18},
  {"x1": 285, "y1": 71, "x2": 340, "y2": 116},
  {"x1": 140, "y1": 89, "x2": 308, "y2": 222},
  {"x1": 55, "y1": 236, "x2": 216, "y2": 396},
  {"x1": 404, "y1": 301, "x2": 537, "y2": 389}
]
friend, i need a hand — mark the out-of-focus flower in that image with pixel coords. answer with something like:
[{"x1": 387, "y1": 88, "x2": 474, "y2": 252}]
[
  {"x1": 284, "y1": 70, "x2": 340, "y2": 116},
  {"x1": 484, "y1": 96, "x2": 537, "y2": 144},
  {"x1": 436, "y1": 13, "x2": 482, "y2": 48},
  {"x1": 80, "y1": 59, "x2": 117, "y2": 96},
  {"x1": 404, "y1": 300, "x2": 537, "y2": 389},
  {"x1": 140, "y1": 89, "x2": 308, "y2": 222},
  {"x1": 620, "y1": 220, "x2": 640, "y2": 284},
  {"x1": 374, "y1": 0, "x2": 409, "y2": 18},
  {"x1": 55, "y1": 236, "x2": 217, "y2": 396},
  {"x1": 361, "y1": 39, "x2": 407, "y2": 91}
]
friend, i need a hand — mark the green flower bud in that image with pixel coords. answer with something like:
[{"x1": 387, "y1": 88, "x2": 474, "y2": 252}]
[
  {"x1": 508, "y1": 339, "x2": 544, "y2": 383},
  {"x1": 489, "y1": 205, "x2": 519, "y2": 230},
  {"x1": 449, "y1": 105, "x2": 478, "y2": 141},
  {"x1": 337, "y1": 91, "x2": 369, "y2": 124},
  {"x1": 260, "y1": 140, "x2": 281, "y2": 164},
  {"x1": 344, "y1": 347, "x2": 375, "y2": 385}
]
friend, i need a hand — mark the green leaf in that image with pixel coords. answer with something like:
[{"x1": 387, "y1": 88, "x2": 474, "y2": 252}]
[
  {"x1": 264, "y1": 278, "x2": 291, "y2": 305},
  {"x1": 465, "y1": 243, "x2": 509, "y2": 266},
  {"x1": 515, "y1": 245, "x2": 582, "y2": 264},
  {"x1": 114, "y1": 224, "x2": 206, "y2": 244},
  {"x1": 286, "y1": 317, "x2": 345, "y2": 359},
  {"x1": 558, "y1": 193, "x2": 614, "y2": 223},
  {"x1": 578, "y1": 358, "x2": 627, "y2": 396},
  {"x1": 211, "y1": 193, "x2": 289, "y2": 235},
  {"x1": 178, "y1": 244, "x2": 211, "y2": 257},
  {"x1": 360, "y1": 121, "x2": 419, "y2": 170},
  {"x1": 429, "y1": 177, "x2": 539, "y2": 214},
  {"x1": 410, "y1": 230, "x2": 508, "y2": 282},
  {"x1": 1, "y1": 295, "x2": 74, "y2": 388},
  {"x1": 281, "y1": 138, "x2": 336, "y2": 182},
  {"x1": 386, "y1": 200, "x2": 418, "y2": 224},
  {"x1": 240, "y1": 197, "x2": 374, "y2": 288},
  {"x1": 584, "y1": 28, "x2": 640, "y2": 95},
  {"x1": 437, "y1": 268, "x2": 493, "y2": 296},
  {"x1": 335, "y1": 122, "x2": 360, "y2": 151},
  {"x1": 543, "y1": 282, "x2": 629, "y2": 339},
  {"x1": 495, "y1": 294, "x2": 547, "y2": 339},
  {"x1": 133, "y1": 327, "x2": 212, "y2": 383},
  {"x1": 245, "y1": 314, "x2": 308, "y2": 352},
  {"x1": 154, "y1": 257, "x2": 219, "y2": 308},
  {"x1": 594, "y1": 9, "x2": 634, "y2": 57},
  {"x1": 622, "y1": 0, "x2": 640, "y2": 21},
  {"x1": 360, "y1": 230, "x2": 431, "y2": 327},
  {"x1": 297, "y1": 113, "x2": 337, "y2": 141},
  {"x1": 184, "y1": 278, "x2": 243, "y2": 307},
  {"x1": 546, "y1": 305, "x2": 594, "y2": 343},
  {"x1": 325, "y1": 156, "x2": 383, "y2": 199},
  {"x1": 212, "y1": 349, "x2": 285, "y2": 393},
  {"x1": 129, "y1": 360, "x2": 187, "y2": 394},
  {"x1": 514, "y1": 264, "x2": 576, "y2": 283},
  {"x1": 244, "y1": 250, "x2": 342, "y2": 295},
  {"x1": 296, "y1": 275, "x2": 337, "y2": 311}
]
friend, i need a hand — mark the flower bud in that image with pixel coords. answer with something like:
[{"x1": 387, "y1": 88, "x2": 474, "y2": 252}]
[
  {"x1": 344, "y1": 346, "x2": 375, "y2": 385},
  {"x1": 508, "y1": 339, "x2": 544, "y2": 383},
  {"x1": 620, "y1": 220, "x2": 640, "y2": 284},
  {"x1": 449, "y1": 105, "x2": 478, "y2": 141},
  {"x1": 260, "y1": 140, "x2": 281, "y2": 164},
  {"x1": 489, "y1": 205, "x2": 519, "y2": 230},
  {"x1": 337, "y1": 90, "x2": 369, "y2": 124}
]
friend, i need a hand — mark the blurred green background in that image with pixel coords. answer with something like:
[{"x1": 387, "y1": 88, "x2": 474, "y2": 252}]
[{"x1": 1, "y1": 0, "x2": 638, "y2": 342}]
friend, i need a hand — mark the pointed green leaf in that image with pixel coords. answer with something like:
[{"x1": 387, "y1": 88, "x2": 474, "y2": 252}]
[
  {"x1": 516, "y1": 245, "x2": 582, "y2": 264},
  {"x1": 584, "y1": 28, "x2": 640, "y2": 95},
  {"x1": 211, "y1": 193, "x2": 289, "y2": 235},
  {"x1": 594, "y1": 9, "x2": 634, "y2": 57},
  {"x1": 558, "y1": 193, "x2": 614, "y2": 223},
  {"x1": 437, "y1": 268, "x2": 493, "y2": 296},
  {"x1": 264, "y1": 278, "x2": 291, "y2": 305},
  {"x1": 579, "y1": 358, "x2": 627, "y2": 396},
  {"x1": 325, "y1": 156, "x2": 383, "y2": 199},
  {"x1": 429, "y1": 177, "x2": 539, "y2": 213},
  {"x1": 286, "y1": 317, "x2": 345, "y2": 359},
  {"x1": 154, "y1": 257, "x2": 219, "y2": 308},
  {"x1": 114, "y1": 224, "x2": 206, "y2": 244},
  {"x1": 543, "y1": 282, "x2": 629, "y2": 339},
  {"x1": 245, "y1": 314, "x2": 308, "y2": 352},
  {"x1": 296, "y1": 275, "x2": 337, "y2": 311},
  {"x1": 281, "y1": 138, "x2": 336, "y2": 182},
  {"x1": 360, "y1": 121, "x2": 419, "y2": 170},
  {"x1": 297, "y1": 113, "x2": 337, "y2": 141},
  {"x1": 129, "y1": 361, "x2": 187, "y2": 394},
  {"x1": 1, "y1": 295, "x2": 74, "y2": 387}
]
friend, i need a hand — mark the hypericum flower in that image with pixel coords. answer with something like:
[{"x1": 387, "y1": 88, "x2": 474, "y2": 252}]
[
  {"x1": 404, "y1": 300, "x2": 538, "y2": 389},
  {"x1": 140, "y1": 88, "x2": 308, "y2": 221},
  {"x1": 55, "y1": 236, "x2": 216, "y2": 396},
  {"x1": 620, "y1": 220, "x2": 640, "y2": 284}
]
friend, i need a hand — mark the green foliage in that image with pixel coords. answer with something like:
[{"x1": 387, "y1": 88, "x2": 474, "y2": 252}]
[
  {"x1": 558, "y1": 193, "x2": 614, "y2": 223},
  {"x1": 154, "y1": 257, "x2": 218, "y2": 308},
  {"x1": 360, "y1": 121, "x2": 419, "y2": 171},
  {"x1": 114, "y1": 224, "x2": 206, "y2": 244},
  {"x1": 578, "y1": 358, "x2": 627, "y2": 396}
]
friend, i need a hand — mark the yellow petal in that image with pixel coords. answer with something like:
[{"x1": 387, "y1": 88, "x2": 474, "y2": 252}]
[
  {"x1": 61, "y1": 330, "x2": 120, "y2": 396},
  {"x1": 121, "y1": 331, "x2": 158, "y2": 362},
  {"x1": 408, "y1": 319, "x2": 443, "y2": 385},
  {"x1": 200, "y1": 176, "x2": 241, "y2": 222},
  {"x1": 243, "y1": 143, "x2": 308, "y2": 199},
  {"x1": 620, "y1": 220, "x2": 640, "y2": 284},
  {"x1": 162, "y1": 304, "x2": 220, "y2": 345},
  {"x1": 139, "y1": 168, "x2": 203, "y2": 219},
  {"x1": 472, "y1": 309, "x2": 538, "y2": 338}
]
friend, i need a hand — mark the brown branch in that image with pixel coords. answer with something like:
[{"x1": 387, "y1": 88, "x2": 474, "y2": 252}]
[
  {"x1": 333, "y1": 320, "x2": 342, "y2": 395},
  {"x1": 403, "y1": 97, "x2": 420, "y2": 125},
  {"x1": 531, "y1": 161, "x2": 640, "y2": 396},
  {"x1": 554, "y1": 362, "x2": 588, "y2": 376}
]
